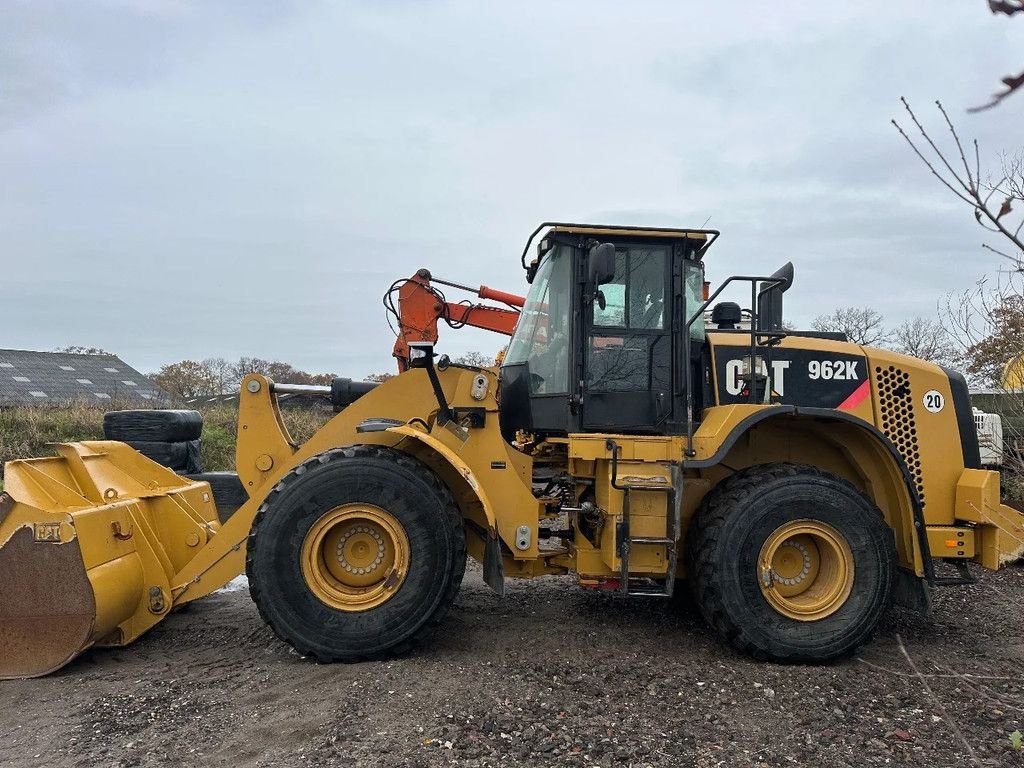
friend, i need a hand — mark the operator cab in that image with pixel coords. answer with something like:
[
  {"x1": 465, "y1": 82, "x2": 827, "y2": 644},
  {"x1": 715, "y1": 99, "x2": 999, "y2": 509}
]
[{"x1": 500, "y1": 224, "x2": 717, "y2": 441}]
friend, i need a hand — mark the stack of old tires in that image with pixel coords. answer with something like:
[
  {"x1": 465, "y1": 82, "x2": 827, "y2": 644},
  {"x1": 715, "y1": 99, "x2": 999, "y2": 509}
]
[
  {"x1": 184, "y1": 471, "x2": 249, "y2": 523},
  {"x1": 103, "y1": 410, "x2": 248, "y2": 523},
  {"x1": 103, "y1": 410, "x2": 204, "y2": 473}
]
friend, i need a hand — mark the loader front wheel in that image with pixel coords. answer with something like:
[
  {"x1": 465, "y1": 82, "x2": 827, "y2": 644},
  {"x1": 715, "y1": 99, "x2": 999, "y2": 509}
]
[
  {"x1": 300, "y1": 503, "x2": 411, "y2": 612},
  {"x1": 246, "y1": 445, "x2": 465, "y2": 662},
  {"x1": 686, "y1": 463, "x2": 895, "y2": 662}
]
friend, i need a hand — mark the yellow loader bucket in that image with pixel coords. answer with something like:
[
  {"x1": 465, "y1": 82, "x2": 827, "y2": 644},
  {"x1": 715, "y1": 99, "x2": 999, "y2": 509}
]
[{"x1": 0, "y1": 441, "x2": 220, "y2": 679}]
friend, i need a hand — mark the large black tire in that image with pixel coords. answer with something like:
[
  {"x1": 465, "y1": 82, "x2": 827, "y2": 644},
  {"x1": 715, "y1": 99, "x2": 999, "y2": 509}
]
[
  {"x1": 686, "y1": 463, "x2": 896, "y2": 662},
  {"x1": 104, "y1": 410, "x2": 203, "y2": 442},
  {"x1": 184, "y1": 472, "x2": 248, "y2": 523},
  {"x1": 126, "y1": 440, "x2": 202, "y2": 474},
  {"x1": 246, "y1": 445, "x2": 465, "y2": 662}
]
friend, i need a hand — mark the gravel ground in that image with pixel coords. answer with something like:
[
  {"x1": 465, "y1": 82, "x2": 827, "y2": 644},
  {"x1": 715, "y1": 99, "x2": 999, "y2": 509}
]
[{"x1": 1, "y1": 562, "x2": 1022, "y2": 768}]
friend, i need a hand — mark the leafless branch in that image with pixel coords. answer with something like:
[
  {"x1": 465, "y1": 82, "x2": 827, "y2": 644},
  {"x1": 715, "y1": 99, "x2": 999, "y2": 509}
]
[
  {"x1": 896, "y1": 635, "x2": 980, "y2": 767},
  {"x1": 969, "y1": 71, "x2": 1024, "y2": 113},
  {"x1": 812, "y1": 306, "x2": 889, "y2": 346},
  {"x1": 892, "y1": 119, "x2": 975, "y2": 206},
  {"x1": 937, "y1": 100, "x2": 976, "y2": 192},
  {"x1": 889, "y1": 316, "x2": 956, "y2": 365},
  {"x1": 896, "y1": 99, "x2": 975, "y2": 202},
  {"x1": 896, "y1": 100, "x2": 1024, "y2": 270},
  {"x1": 982, "y1": 243, "x2": 1023, "y2": 264},
  {"x1": 936, "y1": 664, "x2": 1024, "y2": 712},
  {"x1": 975, "y1": 216, "x2": 1003, "y2": 234},
  {"x1": 857, "y1": 657, "x2": 1014, "y2": 680},
  {"x1": 981, "y1": 175, "x2": 1009, "y2": 207}
]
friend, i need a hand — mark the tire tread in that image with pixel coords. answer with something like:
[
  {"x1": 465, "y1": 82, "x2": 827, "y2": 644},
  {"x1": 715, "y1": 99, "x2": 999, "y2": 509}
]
[
  {"x1": 686, "y1": 463, "x2": 896, "y2": 663},
  {"x1": 245, "y1": 445, "x2": 465, "y2": 662}
]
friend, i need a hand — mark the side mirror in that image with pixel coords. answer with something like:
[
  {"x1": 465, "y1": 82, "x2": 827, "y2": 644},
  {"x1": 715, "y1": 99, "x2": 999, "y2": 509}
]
[
  {"x1": 587, "y1": 242, "x2": 616, "y2": 286},
  {"x1": 756, "y1": 262, "x2": 794, "y2": 333}
]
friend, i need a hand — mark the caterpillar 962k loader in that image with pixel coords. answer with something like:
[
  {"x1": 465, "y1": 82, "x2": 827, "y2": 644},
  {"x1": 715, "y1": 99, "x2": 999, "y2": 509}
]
[{"x1": 2, "y1": 223, "x2": 1023, "y2": 679}]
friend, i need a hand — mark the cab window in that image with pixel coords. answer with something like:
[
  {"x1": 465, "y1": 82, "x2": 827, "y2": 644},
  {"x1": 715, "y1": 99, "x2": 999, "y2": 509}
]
[{"x1": 592, "y1": 248, "x2": 666, "y2": 330}]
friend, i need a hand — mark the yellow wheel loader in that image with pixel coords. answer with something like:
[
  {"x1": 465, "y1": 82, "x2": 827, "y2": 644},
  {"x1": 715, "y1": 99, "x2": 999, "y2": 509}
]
[{"x1": 2, "y1": 222, "x2": 1023, "y2": 678}]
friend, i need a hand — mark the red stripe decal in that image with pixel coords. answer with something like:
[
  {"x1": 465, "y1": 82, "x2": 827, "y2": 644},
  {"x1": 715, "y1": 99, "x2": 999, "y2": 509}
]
[{"x1": 837, "y1": 380, "x2": 870, "y2": 411}]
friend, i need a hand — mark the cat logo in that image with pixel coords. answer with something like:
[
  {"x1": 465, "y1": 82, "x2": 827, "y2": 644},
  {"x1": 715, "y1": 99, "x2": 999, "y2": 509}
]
[
  {"x1": 724, "y1": 359, "x2": 790, "y2": 396},
  {"x1": 33, "y1": 522, "x2": 62, "y2": 542}
]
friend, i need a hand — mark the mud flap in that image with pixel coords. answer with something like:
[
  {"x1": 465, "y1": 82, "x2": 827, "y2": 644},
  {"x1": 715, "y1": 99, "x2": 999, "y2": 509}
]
[
  {"x1": 483, "y1": 534, "x2": 505, "y2": 597},
  {"x1": 891, "y1": 566, "x2": 931, "y2": 614}
]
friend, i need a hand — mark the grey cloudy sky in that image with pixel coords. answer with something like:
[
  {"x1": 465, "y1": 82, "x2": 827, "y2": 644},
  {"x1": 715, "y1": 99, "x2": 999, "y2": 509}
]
[{"x1": 1, "y1": 1, "x2": 1021, "y2": 376}]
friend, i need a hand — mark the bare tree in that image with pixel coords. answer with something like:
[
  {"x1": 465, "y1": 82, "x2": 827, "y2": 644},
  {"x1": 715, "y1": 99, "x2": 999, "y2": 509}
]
[
  {"x1": 454, "y1": 351, "x2": 497, "y2": 367},
  {"x1": 894, "y1": 98, "x2": 1024, "y2": 483},
  {"x1": 943, "y1": 272, "x2": 1024, "y2": 385},
  {"x1": 890, "y1": 317, "x2": 955, "y2": 366},
  {"x1": 893, "y1": 99, "x2": 1024, "y2": 267},
  {"x1": 263, "y1": 360, "x2": 334, "y2": 385},
  {"x1": 231, "y1": 356, "x2": 274, "y2": 381},
  {"x1": 943, "y1": 272, "x2": 1024, "y2": 483},
  {"x1": 812, "y1": 307, "x2": 889, "y2": 346},
  {"x1": 202, "y1": 357, "x2": 234, "y2": 394}
]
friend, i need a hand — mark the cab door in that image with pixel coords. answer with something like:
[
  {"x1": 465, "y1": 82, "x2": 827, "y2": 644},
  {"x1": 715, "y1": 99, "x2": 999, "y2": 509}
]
[{"x1": 582, "y1": 244, "x2": 673, "y2": 432}]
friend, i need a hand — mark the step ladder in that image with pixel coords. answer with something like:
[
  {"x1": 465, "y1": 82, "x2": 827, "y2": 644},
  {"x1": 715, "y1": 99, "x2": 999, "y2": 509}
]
[{"x1": 607, "y1": 440, "x2": 682, "y2": 598}]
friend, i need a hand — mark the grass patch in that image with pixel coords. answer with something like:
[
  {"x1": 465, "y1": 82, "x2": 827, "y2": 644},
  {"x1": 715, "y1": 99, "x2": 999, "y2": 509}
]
[
  {"x1": 0, "y1": 402, "x2": 334, "y2": 475},
  {"x1": 0, "y1": 401, "x2": 108, "y2": 467}
]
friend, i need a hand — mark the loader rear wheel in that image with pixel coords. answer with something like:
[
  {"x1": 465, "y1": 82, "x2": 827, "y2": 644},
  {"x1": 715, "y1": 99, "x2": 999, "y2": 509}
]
[
  {"x1": 686, "y1": 463, "x2": 895, "y2": 662},
  {"x1": 246, "y1": 445, "x2": 465, "y2": 662}
]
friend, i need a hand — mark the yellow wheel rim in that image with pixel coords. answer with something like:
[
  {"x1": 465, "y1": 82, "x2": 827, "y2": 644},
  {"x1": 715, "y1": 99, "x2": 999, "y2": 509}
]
[
  {"x1": 757, "y1": 519, "x2": 854, "y2": 621},
  {"x1": 300, "y1": 503, "x2": 410, "y2": 612}
]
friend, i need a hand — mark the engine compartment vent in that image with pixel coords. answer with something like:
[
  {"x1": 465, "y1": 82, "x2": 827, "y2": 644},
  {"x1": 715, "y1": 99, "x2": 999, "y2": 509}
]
[{"x1": 876, "y1": 365, "x2": 925, "y2": 506}]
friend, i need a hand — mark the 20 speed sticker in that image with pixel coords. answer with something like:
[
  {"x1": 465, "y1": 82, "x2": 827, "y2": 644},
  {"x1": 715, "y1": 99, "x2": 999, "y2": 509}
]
[{"x1": 923, "y1": 390, "x2": 945, "y2": 413}]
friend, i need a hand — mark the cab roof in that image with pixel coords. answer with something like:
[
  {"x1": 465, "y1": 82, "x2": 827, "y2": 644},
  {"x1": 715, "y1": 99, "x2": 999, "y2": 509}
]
[
  {"x1": 549, "y1": 224, "x2": 715, "y2": 242},
  {"x1": 521, "y1": 221, "x2": 720, "y2": 272}
]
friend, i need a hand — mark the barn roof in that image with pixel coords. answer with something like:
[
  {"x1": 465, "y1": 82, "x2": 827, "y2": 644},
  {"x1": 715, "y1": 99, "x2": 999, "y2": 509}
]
[{"x1": 0, "y1": 349, "x2": 167, "y2": 406}]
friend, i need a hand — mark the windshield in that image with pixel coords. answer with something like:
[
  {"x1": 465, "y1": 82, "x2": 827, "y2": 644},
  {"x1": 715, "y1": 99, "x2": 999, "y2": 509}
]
[{"x1": 504, "y1": 245, "x2": 571, "y2": 394}]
